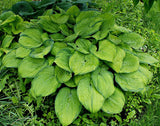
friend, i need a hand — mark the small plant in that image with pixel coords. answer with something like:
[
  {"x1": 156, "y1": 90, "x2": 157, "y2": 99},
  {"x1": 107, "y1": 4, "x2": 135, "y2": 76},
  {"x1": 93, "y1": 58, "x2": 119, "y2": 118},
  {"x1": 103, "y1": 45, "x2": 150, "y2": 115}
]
[{"x1": 0, "y1": 5, "x2": 158, "y2": 125}]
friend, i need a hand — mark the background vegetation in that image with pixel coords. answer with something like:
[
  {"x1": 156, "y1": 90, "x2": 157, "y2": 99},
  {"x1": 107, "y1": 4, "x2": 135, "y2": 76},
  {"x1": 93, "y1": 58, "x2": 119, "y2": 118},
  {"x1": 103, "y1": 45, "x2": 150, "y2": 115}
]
[{"x1": 0, "y1": 0, "x2": 160, "y2": 125}]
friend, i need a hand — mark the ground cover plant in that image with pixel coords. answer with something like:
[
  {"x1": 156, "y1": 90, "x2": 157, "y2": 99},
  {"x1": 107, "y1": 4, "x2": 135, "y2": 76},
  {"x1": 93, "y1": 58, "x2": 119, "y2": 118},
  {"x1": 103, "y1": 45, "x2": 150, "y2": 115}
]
[{"x1": 2, "y1": 0, "x2": 159, "y2": 123}]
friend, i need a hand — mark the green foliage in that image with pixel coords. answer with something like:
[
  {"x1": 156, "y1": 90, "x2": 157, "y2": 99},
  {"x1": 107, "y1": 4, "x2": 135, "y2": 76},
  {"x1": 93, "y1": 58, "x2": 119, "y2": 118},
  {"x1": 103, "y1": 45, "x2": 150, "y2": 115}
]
[
  {"x1": 133, "y1": 0, "x2": 160, "y2": 12},
  {"x1": 0, "y1": 4, "x2": 159, "y2": 125},
  {"x1": 9, "y1": 0, "x2": 98, "y2": 20},
  {"x1": 1, "y1": 0, "x2": 160, "y2": 125}
]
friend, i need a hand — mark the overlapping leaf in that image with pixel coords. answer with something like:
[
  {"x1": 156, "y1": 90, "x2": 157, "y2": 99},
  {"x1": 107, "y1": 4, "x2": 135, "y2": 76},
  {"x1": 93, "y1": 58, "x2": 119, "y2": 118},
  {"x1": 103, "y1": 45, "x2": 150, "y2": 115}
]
[{"x1": 31, "y1": 66, "x2": 59, "y2": 97}]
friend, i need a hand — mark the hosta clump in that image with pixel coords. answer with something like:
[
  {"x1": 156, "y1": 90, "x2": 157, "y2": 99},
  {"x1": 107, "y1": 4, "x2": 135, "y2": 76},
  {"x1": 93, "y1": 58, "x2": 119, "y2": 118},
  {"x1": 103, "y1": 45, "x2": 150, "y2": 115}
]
[{"x1": 0, "y1": 6, "x2": 159, "y2": 125}]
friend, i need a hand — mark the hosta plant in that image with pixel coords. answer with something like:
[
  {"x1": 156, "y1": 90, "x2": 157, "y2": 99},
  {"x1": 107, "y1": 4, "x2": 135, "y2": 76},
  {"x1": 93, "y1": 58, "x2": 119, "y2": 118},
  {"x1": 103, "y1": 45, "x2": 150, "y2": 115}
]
[{"x1": 0, "y1": 5, "x2": 159, "y2": 125}]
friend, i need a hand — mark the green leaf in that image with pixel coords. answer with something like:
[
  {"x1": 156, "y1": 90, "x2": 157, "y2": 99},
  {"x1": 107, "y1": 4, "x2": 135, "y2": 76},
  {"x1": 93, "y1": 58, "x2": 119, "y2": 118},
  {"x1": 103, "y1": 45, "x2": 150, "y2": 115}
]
[
  {"x1": 29, "y1": 39, "x2": 53, "y2": 58},
  {"x1": 102, "y1": 88, "x2": 125, "y2": 114},
  {"x1": 66, "y1": 5, "x2": 80, "y2": 17},
  {"x1": 59, "y1": 24, "x2": 71, "y2": 36},
  {"x1": 19, "y1": 29, "x2": 43, "y2": 48},
  {"x1": 0, "y1": 11, "x2": 15, "y2": 21},
  {"x1": 18, "y1": 57, "x2": 48, "y2": 78},
  {"x1": 76, "y1": 11, "x2": 100, "y2": 23},
  {"x1": 38, "y1": 16, "x2": 60, "y2": 33},
  {"x1": 47, "y1": 56, "x2": 55, "y2": 66},
  {"x1": 16, "y1": 46, "x2": 31, "y2": 58},
  {"x1": 92, "y1": 13, "x2": 115, "y2": 40},
  {"x1": 51, "y1": 14, "x2": 69, "y2": 24},
  {"x1": 1, "y1": 35, "x2": 14, "y2": 48},
  {"x1": 115, "y1": 67, "x2": 149, "y2": 92},
  {"x1": 107, "y1": 46, "x2": 126, "y2": 73},
  {"x1": 91, "y1": 66, "x2": 115, "y2": 98},
  {"x1": 64, "y1": 33, "x2": 78, "y2": 42},
  {"x1": 2, "y1": 50, "x2": 21, "y2": 68},
  {"x1": 55, "y1": 66, "x2": 72, "y2": 83},
  {"x1": 55, "y1": 48, "x2": 74, "y2": 72},
  {"x1": 67, "y1": 5, "x2": 80, "y2": 24},
  {"x1": 134, "y1": 52, "x2": 159, "y2": 65},
  {"x1": 31, "y1": 66, "x2": 59, "y2": 97},
  {"x1": 50, "y1": 33, "x2": 65, "y2": 41},
  {"x1": 55, "y1": 87, "x2": 82, "y2": 126},
  {"x1": 74, "y1": 73, "x2": 91, "y2": 86},
  {"x1": 51, "y1": 42, "x2": 67, "y2": 56},
  {"x1": 90, "y1": 40, "x2": 116, "y2": 62},
  {"x1": 77, "y1": 77, "x2": 105, "y2": 113},
  {"x1": 68, "y1": 38, "x2": 92, "y2": 54},
  {"x1": 64, "y1": 79, "x2": 77, "y2": 87},
  {"x1": 111, "y1": 25, "x2": 131, "y2": 35},
  {"x1": 119, "y1": 52, "x2": 139, "y2": 73},
  {"x1": 74, "y1": 17, "x2": 102, "y2": 37},
  {"x1": 107, "y1": 34, "x2": 122, "y2": 45},
  {"x1": 69, "y1": 51, "x2": 99, "y2": 75},
  {"x1": 138, "y1": 65, "x2": 153, "y2": 83},
  {"x1": 119, "y1": 32, "x2": 145, "y2": 49}
]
